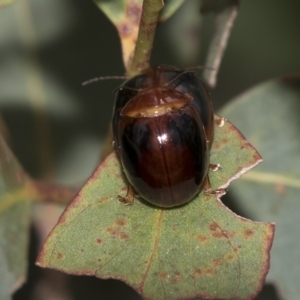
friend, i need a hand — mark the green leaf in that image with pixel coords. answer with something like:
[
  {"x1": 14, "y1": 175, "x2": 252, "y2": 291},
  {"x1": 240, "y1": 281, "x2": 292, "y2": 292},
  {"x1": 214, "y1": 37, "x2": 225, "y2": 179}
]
[
  {"x1": 159, "y1": 0, "x2": 185, "y2": 22},
  {"x1": 0, "y1": 136, "x2": 31, "y2": 300},
  {"x1": 0, "y1": 0, "x2": 16, "y2": 8},
  {"x1": 219, "y1": 75, "x2": 300, "y2": 300},
  {"x1": 37, "y1": 117, "x2": 274, "y2": 299},
  {"x1": 95, "y1": 0, "x2": 164, "y2": 74},
  {"x1": 94, "y1": 0, "x2": 143, "y2": 69}
]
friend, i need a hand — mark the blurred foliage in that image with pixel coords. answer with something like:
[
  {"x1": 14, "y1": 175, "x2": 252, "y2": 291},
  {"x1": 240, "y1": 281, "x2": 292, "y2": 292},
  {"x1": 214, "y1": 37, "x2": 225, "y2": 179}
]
[
  {"x1": 0, "y1": 0, "x2": 16, "y2": 8},
  {"x1": 220, "y1": 75, "x2": 300, "y2": 300}
]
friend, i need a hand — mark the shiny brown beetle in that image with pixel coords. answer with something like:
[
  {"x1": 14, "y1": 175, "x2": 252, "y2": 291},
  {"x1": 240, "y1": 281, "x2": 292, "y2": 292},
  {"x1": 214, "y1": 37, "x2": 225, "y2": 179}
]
[{"x1": 113, "y1": 65, "x2": 214, "y2": 207}]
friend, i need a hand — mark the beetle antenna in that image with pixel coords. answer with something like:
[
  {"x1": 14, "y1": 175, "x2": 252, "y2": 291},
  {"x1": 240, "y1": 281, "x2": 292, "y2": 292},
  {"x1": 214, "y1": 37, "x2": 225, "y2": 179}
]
[
  {"x1": 186, "y1": 65, "x2": 216, "y2": 71},
  {"x1": 113, "y1": 85, "x2": 142, "y2": 94},
  {"x1": 163, "y1": 70, "x2": 195, "y2": 88},
  {"x1": 163, "y1": 66, "x2": 216, "y2": 88},
  {"x1": 82, "y1": 76, "x2": 128, "y2": 86}
]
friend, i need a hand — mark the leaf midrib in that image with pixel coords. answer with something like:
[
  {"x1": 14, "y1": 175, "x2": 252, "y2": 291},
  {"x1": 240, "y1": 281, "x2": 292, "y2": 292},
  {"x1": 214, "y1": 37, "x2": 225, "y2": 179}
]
[{"x1": 241, "y1": 171, "x2": 300, "y2": 188}]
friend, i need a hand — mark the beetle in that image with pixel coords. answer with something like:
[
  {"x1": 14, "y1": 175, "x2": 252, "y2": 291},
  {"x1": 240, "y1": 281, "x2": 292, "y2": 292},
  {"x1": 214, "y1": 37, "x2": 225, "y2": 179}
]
[{"x1": 112, "y1": 65, "x2": 214, "y2": 207}]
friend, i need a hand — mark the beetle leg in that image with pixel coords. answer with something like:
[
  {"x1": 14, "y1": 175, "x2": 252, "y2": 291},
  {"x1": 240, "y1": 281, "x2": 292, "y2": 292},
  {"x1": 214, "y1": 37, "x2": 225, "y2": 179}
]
[
  {"x1": 118, "y1": 185, "x2": 135, "y2": 205},
  {"x1": 215, "y1": 117, "x2": 226, "y2": 127},
  {"x1": 209, "y1": 163, "x2": 221, "y2": 172},
  {"x1": 203, "y1": 176, "x2": 227, "y2": 196}
]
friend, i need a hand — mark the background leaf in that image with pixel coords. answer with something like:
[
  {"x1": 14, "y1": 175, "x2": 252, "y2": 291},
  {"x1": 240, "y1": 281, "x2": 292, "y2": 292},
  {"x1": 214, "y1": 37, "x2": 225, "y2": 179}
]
[
  {"x1": 37, "y1": 117, "x2": 274, "y2": 300},
  {"x1": 94, "y1": 0, "x2": 143, "y2": 69},
  {"x1": 219, "y1": 75, "x2": 300, "y2": 300},
  {"x1": 159, "y1": 0, "x2": 185, "y2": 23},
  {"x1": 0, "y1": 136, "x2": 31, "y2": 300},
  {"x1": 0, "y1": 0, "x2": 16, "y2": 8}
]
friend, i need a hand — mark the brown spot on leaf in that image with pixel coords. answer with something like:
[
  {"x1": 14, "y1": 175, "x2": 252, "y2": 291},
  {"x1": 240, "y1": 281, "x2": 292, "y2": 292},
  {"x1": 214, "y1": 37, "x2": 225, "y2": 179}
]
[
  {"x1": 159, "y1": 272, "x2": 169, "y2": 280},
  {"x1": 127, "y1": 1, "x2": 142, "y2": 24},
  {"x1": 212, "y1": 231, "x2": 225, "y2": 239},
  {"x1": 244, "y1": 228, "x2": 255, "y2": 239},
  {"x1": 209, "y1": 222, "x2": 224, "y2": 238},
  {"x1": 221, "y1": 137, "x2": 229, "y2": 145},
  {"x1": 193, "y1": 268, "x2": 202, "y2": 277},
  {"x1": 118, "y1": 23, "x2": 133, "y2": 37},
  {"x1": 56, "y1": 252, "x2": 64, "y2": 260},
  {"x1": 192, "y1": 268, "x2": 214, "y2": 278},
  {"x1": 225, "y1": 253, "x2": 235, "y2": 262},
  {"x1": 209, "y1": 222, "x2": 218, "y2": 231},
  {"x1": 221, "y1": 230, "x2": 236, "y2": 239},
  {"x1": 120, "y1": 232, "x2": 129, "y2": 240},
  {"x1": 115, "y1": 219, "x2": 127, "y2": 227},
  {"x1": 213, "y1": 258, "x2": 222, "y2": 267},
  {"x1": 106, "y1": 227, "x2": 119, "y2": 236},
  {"x1": 106, "y1": 226, "x2": 129, "y2": 240},
  {"x1": 197, "y1": 235, "x2": 207, "y2": 243},
  {"x1": 96, "y1": 239, "x2": 102, "y2": 244},
  {"x1": 209, "y1": 223, "x2": 234, "y2": 239},
  {"x1": 205, "y1": 269, "x2": 214, "y2": 275},
  {"x1": 233, "y1": 245, "x2": 241, "y2": 253}
]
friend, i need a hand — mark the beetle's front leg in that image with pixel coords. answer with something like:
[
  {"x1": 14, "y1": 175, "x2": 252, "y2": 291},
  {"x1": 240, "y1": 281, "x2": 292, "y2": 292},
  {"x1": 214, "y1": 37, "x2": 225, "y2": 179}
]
[
  {"x1": 203, "y1": 167, "x2": 227, "y2": 196},
  {"x1": 118, "y1": 185, "x2": 135, "y2": 205}
]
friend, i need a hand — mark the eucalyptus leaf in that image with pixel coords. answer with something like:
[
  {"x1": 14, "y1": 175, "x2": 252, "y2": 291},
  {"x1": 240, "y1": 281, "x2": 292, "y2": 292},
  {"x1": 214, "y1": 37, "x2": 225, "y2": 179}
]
[
  {"x1": 0, "y1": 0, "x2": 16, "y2": 8},
  {"x1": 94, "y1": 0, "x2": 143, "y2": 68},
  {"x1": 37, "y1": 117, "x2": 274, "y2": 300},
  {"x1": 0, "y1": 136, "x2": 31, "y2": 300},
  {"x1": 219, "y1": 75, "x2": 300, "y2": 300},
  {"x1": 159, "y1": 0, "x2": 185, "y2": 22}
]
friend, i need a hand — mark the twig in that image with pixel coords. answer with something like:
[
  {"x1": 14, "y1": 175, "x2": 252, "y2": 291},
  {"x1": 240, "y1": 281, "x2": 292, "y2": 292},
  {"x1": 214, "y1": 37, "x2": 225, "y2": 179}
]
[{"x1": 127, "y1": 0, "x2": 164, "y2": 76}]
